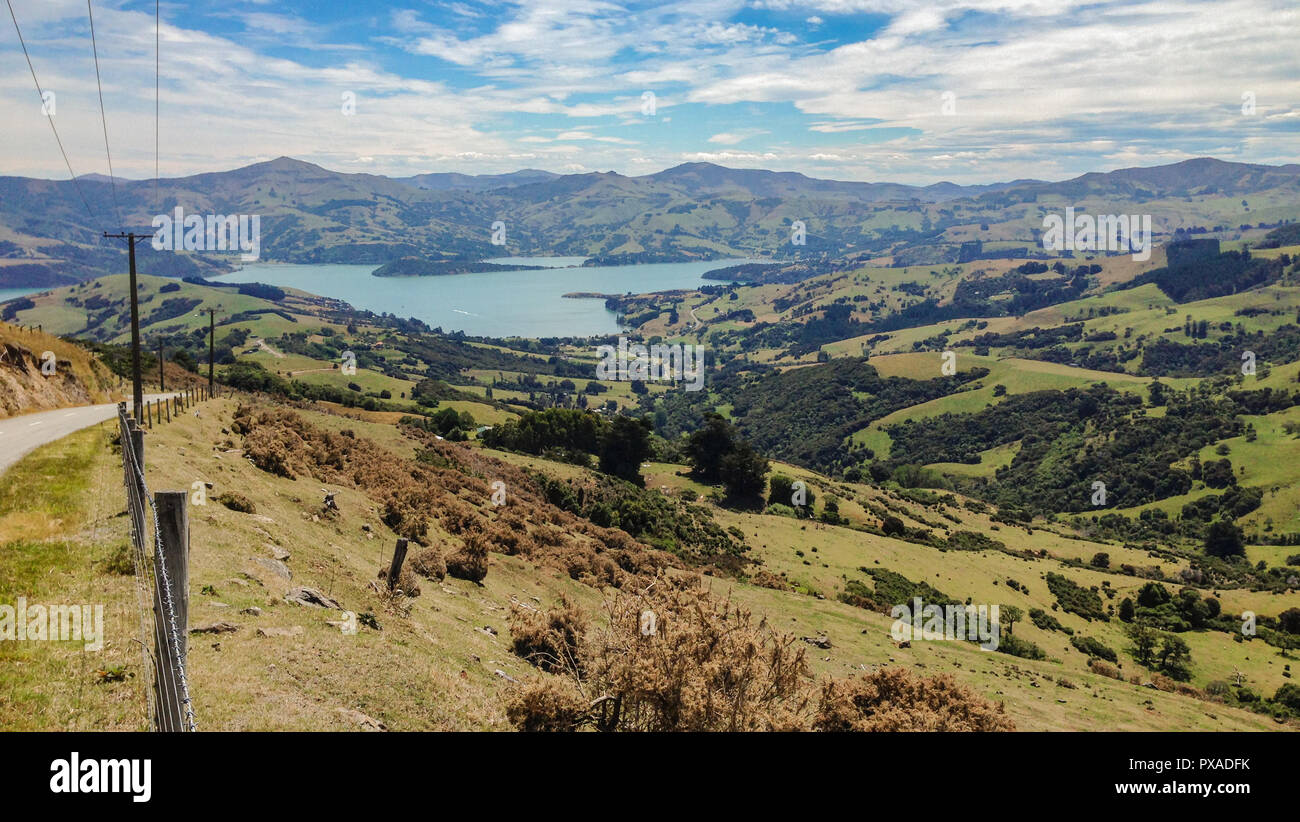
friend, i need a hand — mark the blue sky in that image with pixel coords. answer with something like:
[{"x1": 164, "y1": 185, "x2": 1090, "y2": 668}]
[{"x1": 1, "y1": 0, "x2": 1296, "y2": 185}]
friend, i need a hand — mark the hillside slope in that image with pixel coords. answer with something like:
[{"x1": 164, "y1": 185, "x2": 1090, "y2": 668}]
[
  {"x1": 0, "y1": 322, "x2": 118, "y2": 418},
  {"x1": 0, "y1": 396, "x2": 1291, "y2": 731}
]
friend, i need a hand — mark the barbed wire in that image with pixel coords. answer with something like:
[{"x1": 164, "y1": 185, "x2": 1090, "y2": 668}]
[
  {"x1": 119, "y1": 410, "x2": 159, "y2": 729},
  {"x1": 119, "y1": 406, "x2": 197, "y2": 731}
]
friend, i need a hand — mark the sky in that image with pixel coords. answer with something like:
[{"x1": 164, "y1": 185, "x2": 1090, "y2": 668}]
[{"x1": 0, "y1": 0, "x2": 1296, "y2": 186}]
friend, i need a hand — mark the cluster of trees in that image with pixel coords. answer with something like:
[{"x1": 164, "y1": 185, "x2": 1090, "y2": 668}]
[
  {"x1": 681, "y1": 414, "x2": 769, "y2": 505},
  {"x1": 1125, "y1": 622, "x2": 1193, "y2": 680},
  {"x1": 481, "y1": 408, "x2": 654, "y2": 486},
  {"x1": 222, "y1": 360, "x2": 395, "y2": 411},
  {"x1": 399, "y1": 406, "x2": 476, "y2": 441},
  {"x1": 726, "y1": 358, "x2": 983, "y2": 474},
  {"x1": 1118, "y1": 582, "x2": 1223, "y2": 632},
  {"x1": 886, "y1": 385, "x2": 1282, "y2": 515},
  {"x1": 1141, "y1": 325, "x2": 1300, "y2": 377},
  {"x1": 532, "y1": 472, "x2": 747, "y2": 567},
  {"x1": 1121, "y1": 248, "x2": 1284, "y2": 303}
]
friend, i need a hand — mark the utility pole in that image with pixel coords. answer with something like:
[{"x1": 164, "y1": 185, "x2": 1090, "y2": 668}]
[
  {"x1": 203, "y1": 307, "x2": 217, "y2": 394},
  {"x1": 158, "y1": 339, "x2": 165, "y2": 392},
  {"x1": 104, "y1": 232, "x2": 147, "y2": 420}
]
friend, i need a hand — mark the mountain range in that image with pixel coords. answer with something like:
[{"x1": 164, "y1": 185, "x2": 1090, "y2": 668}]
[{"x1": 0, "y1": 157, "x2": 1297, "y2": 287}]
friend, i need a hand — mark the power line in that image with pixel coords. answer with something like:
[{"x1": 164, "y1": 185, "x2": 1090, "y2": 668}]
[
  {"x1": 155, "y1": 0, "x2": 159, "y2": 215},
  {"x1": 5, "y1": 0, "x2": 100, "y2": 228},
  {"x1": 87, "y1": 0, "x2": 123, "y2": 231}
]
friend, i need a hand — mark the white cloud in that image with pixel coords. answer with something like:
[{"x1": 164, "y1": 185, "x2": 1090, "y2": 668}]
[{"x1": 0, "y1": 0, "x2": 1294, "y2": 186}]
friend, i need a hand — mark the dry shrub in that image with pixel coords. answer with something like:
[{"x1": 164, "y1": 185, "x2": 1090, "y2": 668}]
[
  {"x1": 216, "y1": 491, "x2": 256, "y2": 514},
  {"x1": 749, "y1": 569, "x2": 789, "y2": 591},
  {"x1": 410, "y1": 546, "x2": 446, "y2": 581},
  {"x1": 232, "y1": 404, "x2": 683, "y2": 594},
  {"x1": 504, "y1": 677, "x2": 589, "y2": 733},
  {"x1": 243, "y1": 427, "x2": 300, "y2": 478},
  {"x1": 505, "y1": 574, "x2": 811, "y2": 732},
  {"x1": 509, "y1": 597, "x2": 587, "y2": 674},
  {"x1": 534, "y1": 524, "x2": 566, "y2": 548},
  {"x1": 814, "y1": 667, "x2": 1015, "y2": 732},
  {"x1": 376, "y1": 566, "x2": 422, "y2": 598},
  {"x1": 440, "y1": 499, "x2": 481, "y2": 535},
  {"x1": 544, "y1": 541, "x2": 618, "y2": 587},
  {"x1": 1149, "y1": 673, "x2": 1177, "y2": 693},
  {"x1": 1089, "y1": 659, "x2": 1123, "y2": 680},
  {"x1": 446, "y1": 533, "x2": 489, "y2": 583},
  {"x1": 482, "y1": 520, "x2": 529, "y2": 556}
]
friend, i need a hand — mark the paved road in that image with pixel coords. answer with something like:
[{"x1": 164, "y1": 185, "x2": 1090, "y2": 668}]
[{"x1": 0, "y1": 394, "x2": 178, "y2": 476}]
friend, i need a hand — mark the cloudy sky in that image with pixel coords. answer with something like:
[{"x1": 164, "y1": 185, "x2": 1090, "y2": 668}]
[{"x1": 1, "y1": 0, "x2": 1296, "y2": 185}]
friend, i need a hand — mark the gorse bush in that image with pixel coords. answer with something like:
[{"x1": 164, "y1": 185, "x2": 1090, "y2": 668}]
[
  {"x1": 230, "y1": 405, "x2": 682, "y2": 591},
  {"x1": 509, "y1": 596, "x2": 587, "y2": 675},
  {"x1": 814, "y1": 667, "x2": 1015, "y2": 732},
  {"x1": 446, "y1": 533, "x2": 489, "y2": 583},
  {"x1": 506, "y1": 574, "x2": 811, "y2": 731},
  {"x1": 505, "y1": 574, "x2": 1014, "y2": 733},
  {"x1": 216, "y1": 491, "x2": 256, "y2": 513},
  {"x1": 409, "y1": 546, "x2": 446, "y2": 581}
]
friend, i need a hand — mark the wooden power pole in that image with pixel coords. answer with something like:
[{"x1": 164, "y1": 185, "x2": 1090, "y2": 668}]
[
  {"x1": 104, "y1": 232, "x2": 148, "y2": 421},
  {"x1": 203, "y1": 307, "x2": 217, "y2": 395},
  {"x1": 157, "y1": 340, "x2": 165, "y2": 391}
]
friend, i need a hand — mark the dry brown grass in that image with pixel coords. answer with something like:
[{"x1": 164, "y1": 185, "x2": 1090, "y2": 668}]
[
  {"x1": 231, "y1": 405, "x2": 677, "y2": 592},
  {"x1": 0, "y1": 324, "x2": 119, "y2": 417},
  {"x1": 505, "y1": 572, "x2": 1019, "y2": 733}
]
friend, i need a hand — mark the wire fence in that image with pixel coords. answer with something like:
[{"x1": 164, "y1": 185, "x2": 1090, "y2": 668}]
[{"x1": 119, "y1": 402, "x2": 196, "y2": 732}]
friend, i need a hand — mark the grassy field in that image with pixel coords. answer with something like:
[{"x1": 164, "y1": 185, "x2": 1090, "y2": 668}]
[{"x1": 2, "y1": 402, "x2": 1292, "y2": 731}]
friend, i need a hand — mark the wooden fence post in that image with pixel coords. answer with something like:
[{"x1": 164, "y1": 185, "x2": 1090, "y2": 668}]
[
  {"x1": 153, "y1": 490, "x2": 190, "y2": 732},
  {"x1": 126, "y1": 416, "x2": 146, "y2": 551},
  {"x1": 387, "y1": 538, "x2": 409, "y2": 590}
]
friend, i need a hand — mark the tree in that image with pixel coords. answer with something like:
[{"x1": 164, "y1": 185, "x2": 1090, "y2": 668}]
[
  {"x1": 1118, "y1": 597, "x2": 1136, "y2": 623},
  {"x1": 685, "y1": 413, "x2": 736, "y2": 483},
  {"x1": 1090, "y1": 552, "x2": 1110, "y2": 569},
  {"x1": 1136, "y1": 581, "x2": 1170, "y2": 608},
  {"x1": 1127, "y1": 622, "x2": 1158, "y2": 665},
  {"x1": 1147, "y1": 380, "x2": 1169, "y2": 407},
  {"x1": 719, "y1": 442, "x2": 769, "y2": 505},
  {"x1": 1205, "y1": 519, "x2": 1245, "y2": 559},
  {"x1": 1202, "y1": 459, "x2": 1236, "y2": 489},
  {"x1": 1001, "y1": 605, "x2": 1023, "y2": 636},
  {"x1": 171, "y1": 348, "x2": 197, "y2": 372},
  {"x1": 768, "y1": 474, "x2": 815, "y2": 513},
  {"x1": 1275, "y1": 683, "x2": 1300, "y2": 712},
  {"x1": 1279, "y1": 607, "x2": 1300, "y2": 634},
  {"x1": 1157, "y1": 634, "x2": 1193, "y2": 680},
  {"x1": 598, "y1": 415, "x2": 654, "y2": 486}
]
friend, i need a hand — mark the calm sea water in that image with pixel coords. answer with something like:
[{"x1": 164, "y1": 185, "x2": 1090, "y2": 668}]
[
  {"x1": 0, "y1": 287, "x2": 41, "y2": 305},
  {"x1": 213, "y1": 257, "x2": 758, "y2": 338}
]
